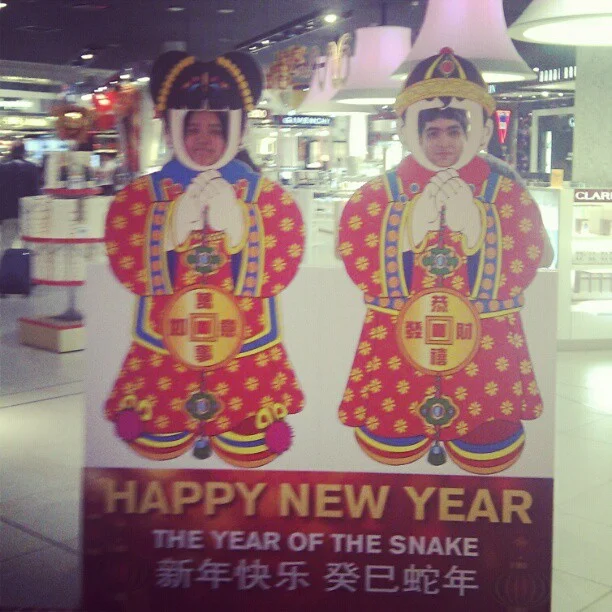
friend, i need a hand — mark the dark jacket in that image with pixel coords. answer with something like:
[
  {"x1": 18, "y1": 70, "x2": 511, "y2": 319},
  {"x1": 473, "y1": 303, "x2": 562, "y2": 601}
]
[{"x1": 0, "y1": 157, "x2": 41, "y2": 221}]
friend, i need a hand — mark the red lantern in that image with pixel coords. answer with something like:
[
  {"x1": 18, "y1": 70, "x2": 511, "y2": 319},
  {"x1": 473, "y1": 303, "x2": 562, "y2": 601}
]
[
  {"x1": 92, "y1": 90, "x2": 118, "y2": 114},
  {"x1": 52, "y1": 103, "x2": 94, "y2": 143},
  {"x1": 95, "y1": 112, "x2": 116, "y2": 131}
]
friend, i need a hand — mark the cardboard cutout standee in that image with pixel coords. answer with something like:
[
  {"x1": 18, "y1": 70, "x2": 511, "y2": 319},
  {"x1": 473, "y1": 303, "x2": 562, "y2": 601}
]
[
  {"x1": 104, "y1": 51, "x2": 305, "y2": 467},
  {"x1": 337, "y1": 49, "x2": 546, "y2": 474}
]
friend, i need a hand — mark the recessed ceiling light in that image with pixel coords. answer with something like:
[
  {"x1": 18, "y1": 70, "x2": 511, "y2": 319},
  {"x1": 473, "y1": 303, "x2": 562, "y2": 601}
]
[
  {"x1": 81, "y1": 52, "x2": 94, "y2": 60},
  {"x1": 70, "y1": 2, "x2": 110, "y2": 11},
  {"x1": 167, "y1": 5, "x2": 185, "y2": 12},
  {"x1": 324, "y1": 14, "x2": 338, "y2": 24},
  {"x1": 261, "y1": 39, "x2": 270, "y2": 45},
  {"x1": 217, "y1": 8, "x2": 234, "y2": 14},
  {"x1": 137, "y1": 76, "x2": 150, "y2": 83},
  {"x1": 0, "y1": 3, "x2": 7, "y2": 9}
]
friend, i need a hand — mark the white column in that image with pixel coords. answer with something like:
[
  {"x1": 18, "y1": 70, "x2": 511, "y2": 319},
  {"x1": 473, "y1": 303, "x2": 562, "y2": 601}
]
[{"x1": 573, "y1": 47, "x2": 612, "y2": 187}]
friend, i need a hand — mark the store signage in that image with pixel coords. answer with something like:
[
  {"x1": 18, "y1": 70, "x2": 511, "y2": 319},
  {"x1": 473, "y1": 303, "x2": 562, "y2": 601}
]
[
  {"x1": 248, "y1": 108, "x2": 270, "y2": 120},
  {"x1": 537, "y1": 65, "x2": 576, "y2": 83},
  {"x1": 0, "y1": 98, "x2": 35, "y2": 110},
  {"x1": 279, "y1": 115, "x2": 332, "y2": 127},
  {"x1": 574, "y1": 189, "x2": 612, "y2": 202},
  {"x1": 0, "y1": 115, "x2": 54, "y2": 130}
]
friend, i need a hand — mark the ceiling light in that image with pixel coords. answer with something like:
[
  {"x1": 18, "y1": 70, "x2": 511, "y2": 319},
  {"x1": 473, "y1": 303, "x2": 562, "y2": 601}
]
[
  {"x1": 261, "y1": 39, "x2": 270, "y2": 45},
  {"x1": 394, "y1": 0, "x2": 535, "y2": 83},
  {"x1": 333, "y1": 26, "x2": 411, "y2": 106},
  {"x1": 70, "y1": 2, "x2": 110, "y2": 11},
  {"x1": 81, "y1": 52, "x2": 94, "y2": 60},
  {"x1": 167, "y1": 5, "x2": 185, "y2": 12},
  {"x1": 510, "y1": 0, "x2": 612, "y2": 46},
  {"x1": 0, "y1": 3, "x2": 7, "y2": 9},
  {"x1": 324, "y1": 14, "x2": 338, "y2": 24},
  {"x1": 0, "y1": 75, "x2": 54, "y2": 85},
  {"x1": 216, "y1": 8, "x2": 235, "y2": 14},
  {"x1": 338, "y1": 97, "x2": 397, "y2": 105},
  {"x1": 120, "y1": 73, "x2": 131, "y2": 80},
  {"x1": 541, "y1": 91, "x2": 550, "y2": 97},
  {"x1": 137, "y1": 76, "x2": 150, "y2": 83}
]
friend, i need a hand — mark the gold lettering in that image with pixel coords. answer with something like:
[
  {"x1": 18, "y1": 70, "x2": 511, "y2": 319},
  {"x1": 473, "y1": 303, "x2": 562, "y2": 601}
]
[
  {"x1": 316, "y1": 484, "x2": 343, "y2": 518},
  {"x1": 235, "y1": 482, "x2": 267, "y2": 516},
  {"x1": 344, "y1": 485, "x2": 389, "y2": 519},
  {"x1": 466, "y1": 489, "x2": 500, "y2": 522},
  {"x1": 172, "y1": 481, "x2": 203, "y2": 514},
  {"x1": 279, "y1": 483, "x2": 309, "y2": 517},
  {"x1": 439, "y1": 488, "x2": 465, "y2": 521},
  {"x1": 102, "y1": 478, "x2": 137, "y2": 514},
  {"x1": 205, "y1": 482, "x2": 235, "y2": 515},
  {"x1": 502, "y1": 489, "x2": 533, "y2": 524},
  {"x1": 404, "y1": 486, "x2": 436, "y2": 520},
  {"x1": 139, "y1": 481, "x2": 170, "y2": 514}
]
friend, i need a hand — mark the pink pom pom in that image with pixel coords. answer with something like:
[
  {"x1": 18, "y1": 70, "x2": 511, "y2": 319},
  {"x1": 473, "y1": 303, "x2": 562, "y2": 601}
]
[
  {"x1": 265, "y1": 420, "x2": 293, "y2": 454},
  {"x1": 115, "y1": 410, "x2": 143, "y2": 441}
]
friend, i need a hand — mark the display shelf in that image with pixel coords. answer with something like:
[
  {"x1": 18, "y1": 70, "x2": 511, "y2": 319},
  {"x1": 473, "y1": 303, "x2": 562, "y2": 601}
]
[
  {"x1": 18, "y1": 151, "x2": 112, "y2": 352},
  {"x1": 43, "y1": 187, "x2": 102, "y2": 198},
  {"x1": 22, "y1": 236, "x2": 105, "y2": 244},
  {"x1": 31, "y1": 278, "x2": 85, "y2": 287},
  {"x1": 557, "y1": 187, "x2": 612, "y2": 346},
  {"x1": 19, "y1": 316, "x2": 85, "y2": 353}
]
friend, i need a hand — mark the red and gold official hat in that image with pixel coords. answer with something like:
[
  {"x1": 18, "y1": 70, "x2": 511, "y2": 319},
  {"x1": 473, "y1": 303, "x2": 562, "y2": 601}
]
[{"x1": 394, "y1": 47, "x2": 496, "y2": 117}]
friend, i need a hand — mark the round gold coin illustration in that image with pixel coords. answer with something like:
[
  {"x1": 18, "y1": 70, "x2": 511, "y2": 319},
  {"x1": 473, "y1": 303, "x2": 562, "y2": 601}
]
[
  {"x1": 162, "y1": 285, "x2": 244, "y2": 370},
  {"x1": 396, "y1": 288, "x2": 481, "y2": 375}
]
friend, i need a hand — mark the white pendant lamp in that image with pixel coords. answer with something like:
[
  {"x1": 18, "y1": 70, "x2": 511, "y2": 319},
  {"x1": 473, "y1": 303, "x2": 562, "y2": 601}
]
[
  {"x1": 331, "y1": 26, "x2": 411, "y2": 106},
  {"x1": 509, "y1": 0, "x2": 612, "y2": 47},
  {"x1": 394, "y1": 0, "x2": 535, "y2": 83},
  {"x1": 298, "y1": 52, "x2": 377, "y2": 114}
]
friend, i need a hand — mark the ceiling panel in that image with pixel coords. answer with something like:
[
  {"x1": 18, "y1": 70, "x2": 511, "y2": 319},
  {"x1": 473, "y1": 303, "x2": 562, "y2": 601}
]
[{"x1": 0, "y1": 0, "x2": 576, "y2": 76}]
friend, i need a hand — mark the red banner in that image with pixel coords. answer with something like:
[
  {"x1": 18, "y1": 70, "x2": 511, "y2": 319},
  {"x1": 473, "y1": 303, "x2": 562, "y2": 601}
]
[{"x1": 83, "y1": 468, "x2": 552, "y2": 611}]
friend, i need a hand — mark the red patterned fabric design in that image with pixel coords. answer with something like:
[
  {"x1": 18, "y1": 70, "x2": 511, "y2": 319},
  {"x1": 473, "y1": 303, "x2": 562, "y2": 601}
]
[
  {"x1": 104, "y1": 170, "x2": 304, "y2": 465},
  {"x1": 337, "y1": 156, "x2": 545, "y2": 470}
]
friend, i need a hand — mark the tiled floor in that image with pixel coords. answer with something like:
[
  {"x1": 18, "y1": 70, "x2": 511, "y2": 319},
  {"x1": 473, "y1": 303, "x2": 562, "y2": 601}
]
[{"x1": 2, "y1": 285, "x2": 612, "y2": 610}]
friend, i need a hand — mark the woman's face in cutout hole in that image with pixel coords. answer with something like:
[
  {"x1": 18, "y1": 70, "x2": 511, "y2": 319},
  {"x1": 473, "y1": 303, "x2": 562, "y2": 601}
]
[{"x1": 183, "y1": 111, "x2": 227, "y2": 167}]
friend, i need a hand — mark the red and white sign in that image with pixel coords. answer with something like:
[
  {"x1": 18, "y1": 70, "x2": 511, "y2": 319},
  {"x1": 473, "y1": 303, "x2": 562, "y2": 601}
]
[{"x1": 494, "y1": 109, "x2": 512, "y2": 144}]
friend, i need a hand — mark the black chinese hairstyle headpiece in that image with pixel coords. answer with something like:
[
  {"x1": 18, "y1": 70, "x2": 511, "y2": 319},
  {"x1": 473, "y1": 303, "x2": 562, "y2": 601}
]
[{"x1": 150, "y1": 50, "x2": 263, "y2": 116}]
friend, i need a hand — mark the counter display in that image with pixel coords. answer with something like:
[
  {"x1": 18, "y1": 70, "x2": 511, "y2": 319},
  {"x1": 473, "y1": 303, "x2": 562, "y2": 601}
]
[{"x1": 18, "y1": 151, "x2": 112, "y2": 352}]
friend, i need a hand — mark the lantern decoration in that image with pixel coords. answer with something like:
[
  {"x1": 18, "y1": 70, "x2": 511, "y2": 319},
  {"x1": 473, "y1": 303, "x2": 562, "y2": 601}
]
[
  {"x1": 52, "y1": 103, "x2": 94, "y2": 143},
  {"x1": 495, "y1": 109, "x2": 512, "y2": 144},
  {"x1": 494, "y1": 561, "x2": 549, "y2": 610},
  {"x1": 493, "y1": 537, "x2": 550, "y2": 610},
  {"x1": 92, "y1": 89, "x2": 118, "y2": 131},
  {"x1": 92, "y1": 90, "x2": 118, "y2": 113},
  {"x1": 265, "y1": 45, "x2": 317, "y2": 110}
]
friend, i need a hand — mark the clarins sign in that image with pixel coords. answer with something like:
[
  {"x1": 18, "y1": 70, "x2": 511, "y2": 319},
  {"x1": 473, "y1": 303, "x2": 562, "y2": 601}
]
[{"x1": 574, "y1": 189, "x2": 612, "y2": 202}]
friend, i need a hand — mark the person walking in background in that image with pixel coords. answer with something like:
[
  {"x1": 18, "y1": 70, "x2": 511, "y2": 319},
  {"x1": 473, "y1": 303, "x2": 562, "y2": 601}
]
[{"x1": 0, "y1": 140, "x2": 41, "y2": 252}]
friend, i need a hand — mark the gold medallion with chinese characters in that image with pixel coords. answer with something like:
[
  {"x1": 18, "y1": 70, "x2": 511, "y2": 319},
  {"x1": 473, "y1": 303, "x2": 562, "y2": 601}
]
[
  {"x1": 396, "y1": 288, "x2": 481, "y2": 375},
  {"x1": 162, "y1": 285, "x2": 244, "y2": 370}
]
